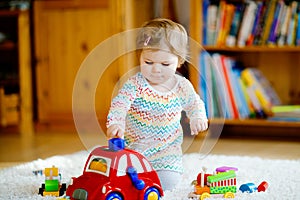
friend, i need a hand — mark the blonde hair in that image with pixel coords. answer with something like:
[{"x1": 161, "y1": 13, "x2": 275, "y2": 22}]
[{"x1": 136, "y1": 18, "x2": 188, "y2": 64}]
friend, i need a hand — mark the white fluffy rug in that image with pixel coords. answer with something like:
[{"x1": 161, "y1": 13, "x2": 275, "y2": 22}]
[{"x1": 0, "y1": 151, "x2": 299, "y2": 200}]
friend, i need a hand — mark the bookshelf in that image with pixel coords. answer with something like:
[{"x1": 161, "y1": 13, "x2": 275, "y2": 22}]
[
  {"x1": 189, "y1": 0, "x2": 300, "y2": 136},
  {"x1": 0, "y1": 10, "x2": 33, "y2": 135}
]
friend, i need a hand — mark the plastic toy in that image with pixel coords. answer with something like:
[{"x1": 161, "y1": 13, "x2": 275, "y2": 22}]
[
  {"x1": 189, "y1": 166, "x2": 238, "y2": 199},
  {"x1": 257, "y1": 181, "x2": 269, "y2": 192},
  {"x1": 66, "y1": 138, "x2": 164, "y2": 200},
  {"x1": 38, "y1": 165, "x2": 67, "y2": 197},
  {"x1": 239, "y1": 183, "x2": 257, "y2": 193},
  {"x1": 239, "y1": 181, "x2": 269, "y2": 193}
]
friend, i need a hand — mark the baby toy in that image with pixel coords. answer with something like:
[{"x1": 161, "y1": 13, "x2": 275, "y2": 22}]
[
  {"x1": 189, "y1": 166, "x2": 268, "y2": 199},
  {"x1": 239, "y1": 181, "x2": 269, "y2": 193},
  {"x1": 66, "y1": 138, "x2": 164, "y2": 200},
  {"x1": 38, "y1": 165, "x2": 67, "y2": 197},
  {"x1": 189, "y1": 166, "x2": 238, "y2": 199}
]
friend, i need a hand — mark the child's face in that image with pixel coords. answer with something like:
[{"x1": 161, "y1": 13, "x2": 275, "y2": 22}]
[{"x1": 140, "y1": 49, "x2": 180, "y2": 85}]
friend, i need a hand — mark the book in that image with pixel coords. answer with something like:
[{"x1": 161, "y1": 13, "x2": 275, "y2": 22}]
[
  {"x1": 241, "y1": 68, "x2": 281, "y2": 115},
  {"x1": 216, "y1": 3, "x2": 235, "y2": 46},
  {"x1": 228, "y1": 61, "x2": 250, "y2": 118},
  {"x1": 214, "y1": 1, "x2": 226, "y2": 45},
  {"x1": 253, "y1": 2, "x2": 268, "y2": 45},
  {"x1": 219, "y1": 55, "x2": 239, "y2": 118},
  {"x1": 268, "y1": 1, "x2": 283, "y2": 45},
  {"x1": 226, "y1": 3, "x2": 245, "y2": 46},
  {"x1": 271, "y1": 105, "x2": 300, "y2": 117},
  {"x1": 207, "y1": 4, "x2": 219, "y2": 45},
  {"x1": 246, "y1": 85, "x2": 266, "y2": 118},
  {"x1": 274, "y1": 1, "x2": 288, "y2": 45},
  {"x1": 212, "y1": 53, "x2": 233, "y2": 118},
  {"x1": 287, "y1": 1, "x2": 298, "y2": 46},
  {"x1": 297, "y1": 5, "x2": 300, "y2": 46},
  {"x1": 200, "y1": 51, "x2": 226, "y2": 118},
  {"x1": 246, "y1": 1, "x2": 264, "y2": 46},
  {"x1": 237, "y1": 1, "x2": 257, "y2": 47},
  {"x1": 260, "y1": 0, "x2": 277, "y2": 45},
  {"x1": 199, "y1": 52, "x2": 209, "y2": 116},
  {"x1": 202, "y1": 0, "x2": 210, "y2": 45},
  {"x1": 239, "y1": 77, "x2": 256, "y2": 118},
  {"x1": 268, "y1": 116, "x2": 300, "y2": 122},
  {"x1": 278, "y1": 3, "x2": 292, "y2": 46}
]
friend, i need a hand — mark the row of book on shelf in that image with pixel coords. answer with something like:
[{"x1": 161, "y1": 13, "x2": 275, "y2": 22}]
[
  {"x1": 198, "y1": 51, "x2": 300, "y2": 121},
  {"x1": 202, "y1": 0, "x2": 300, "y2": 47}
]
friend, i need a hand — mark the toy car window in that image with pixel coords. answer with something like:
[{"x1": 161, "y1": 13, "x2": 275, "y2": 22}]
[
  {"x1": 117, "y1": 154, "x2": 127, "y2": 176},
  {"x1": 86, "y1": 155, "x2": 111, "y2": 177},
  {"x1": 130, "y1": 154, "x2": 144, "y2": 173},
  {"x1": 142, "y1": 158, "x2": 153, "y2": 172}
]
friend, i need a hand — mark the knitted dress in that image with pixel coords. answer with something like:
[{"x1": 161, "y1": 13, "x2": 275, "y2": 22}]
[{"x1": 107, "y1": 72, "x2": 207, "y2": 173}]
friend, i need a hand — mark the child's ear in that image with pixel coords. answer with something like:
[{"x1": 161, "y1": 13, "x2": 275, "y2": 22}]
[{"x1": 178, "y1": 57, "x2": 185, "y2": 66}]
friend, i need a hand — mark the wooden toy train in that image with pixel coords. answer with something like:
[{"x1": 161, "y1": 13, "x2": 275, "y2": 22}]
[
  {"x1": 189, "y1": 166, "x2": 238, "y2": 199},
  {"x1": 188, "y1": 166, "x2": 268, "y2": 200}
]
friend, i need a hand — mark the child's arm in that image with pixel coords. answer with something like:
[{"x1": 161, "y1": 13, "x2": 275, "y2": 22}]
[
  {"x1": 180, "y1": 78, "x2": 208, "y2": 134},
  {"x1": 106, "y1": 78, "x2": 137, "y2": 138}
]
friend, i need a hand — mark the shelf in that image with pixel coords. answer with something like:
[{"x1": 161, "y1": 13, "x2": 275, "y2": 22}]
[
  {"x1": 203, "y1": 46, "x2": 300, "y2": 53},
  {"x1": 209, "y1": 119, "x2": 300, "y2": 139},
  {"x1": 189, "y1": 0, "x2": 300, "y2": 137},
  {"x1": 210, "y1": 118, "x2": 300, "y2": 128}
]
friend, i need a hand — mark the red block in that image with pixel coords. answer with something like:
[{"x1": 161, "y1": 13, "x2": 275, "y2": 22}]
[{"x1": 258, "y1": 181, "x2": 269, "y2": 192}]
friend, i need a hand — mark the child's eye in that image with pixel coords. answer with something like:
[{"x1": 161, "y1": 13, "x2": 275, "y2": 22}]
[
  {"x1": 162, "y1": 63, "x2": 170, "y2": 66},
  {"x1": 145, "y1": 61, "x2": 153, "y2": 65}
]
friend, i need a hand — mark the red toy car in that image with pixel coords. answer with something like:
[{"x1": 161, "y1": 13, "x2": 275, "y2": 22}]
[{"x1": 66, "y1": 138, "x2": 164, "y2": 200}]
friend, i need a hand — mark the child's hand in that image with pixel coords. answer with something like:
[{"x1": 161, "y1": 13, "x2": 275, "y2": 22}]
[
  {"x1": 190, "y1": 118, "x2": 208, "y2": 135},
  {"x1": 107, "y1": 124, "x2": 125, "y2": 139}
]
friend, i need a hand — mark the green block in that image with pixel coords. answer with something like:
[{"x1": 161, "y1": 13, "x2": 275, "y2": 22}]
[
  {"x1": 207, "y1": 170, "x2": 236, "y2": 183},
  {"x1": 45, "y1": 180, "x2": 59, "y2": 191},
  {"x1": 210, "y1": 186, "x2": 236, "y2": 194}
]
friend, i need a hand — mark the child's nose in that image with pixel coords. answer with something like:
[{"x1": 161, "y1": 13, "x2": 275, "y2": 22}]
[{"x1": 152, "y1": 64, "x2": 161, "y2": 72}]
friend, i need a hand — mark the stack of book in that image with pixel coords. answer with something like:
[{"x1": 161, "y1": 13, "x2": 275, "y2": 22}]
[
  {"x1": 199, "y1": 52, "x2": 281, "y2": 119},
  {"x1": 202, "y1": 0, "x2": 300, "y2": 47},
  {"x1": 269, "y1": 105, "x2": 300, "y2": 121}
]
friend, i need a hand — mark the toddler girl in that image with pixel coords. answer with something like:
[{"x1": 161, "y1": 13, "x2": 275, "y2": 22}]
[{"x1": 106, "y1": 18, "x2": 208, "y2": 191}]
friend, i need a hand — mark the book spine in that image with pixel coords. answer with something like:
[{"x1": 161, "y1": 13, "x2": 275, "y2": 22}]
[
  {"x1": 214, "y1": 1, "x2": 226, "y2": 45},
  {"x1": 253, "y1": 2, "x2": 268, "y2": 45},
  {"x1": 212, "y1": 53, "x2": 232, "y2": 118},
  {"x1": 260, "y1": 0, "x2": 277, "y2": 45},
  {"x1": 268, "y1": 1, "x2": 283, "y2": 45},
  {"x1": 226, "y1": 4, "x2": 244, "y2": 47},
  {"x1": 207, "y1": 5, "x2": 219, "y2": 45},
  {"x1": 287, "y1": 1, "x2": 298, "y2": 46},
  {"x1": 202, "y1": 0, "x2": 210, "y2": 45},
  {"x1": 297, "y1": 6, "x2": 300, "y2": 46},
  {"x1": 278, "y1": 3, "x2": 292, "y2": 46},
  {"x1": 237, "y1": 1, "x2": 257, "y2": 47},
  {"x1": 199, "y1": 52, "x2": 209, "y2": 117},
  {"x1": 220, "y1": 55, "x2": 239, "y2": 119}
]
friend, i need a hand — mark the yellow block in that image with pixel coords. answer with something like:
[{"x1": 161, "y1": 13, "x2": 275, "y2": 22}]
[{"x1": 45, "y1": 166, "x2": 59, "y2": 177}]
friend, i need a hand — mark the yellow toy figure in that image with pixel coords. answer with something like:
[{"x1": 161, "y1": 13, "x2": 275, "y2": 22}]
[{"x1": 38, "y1": 165, "x2": 67, "y2": 197}]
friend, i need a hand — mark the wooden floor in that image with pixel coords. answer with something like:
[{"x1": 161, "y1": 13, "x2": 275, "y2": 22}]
[{"x1": 0, "y1": 124, "x2": 300, "y2": 169}]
